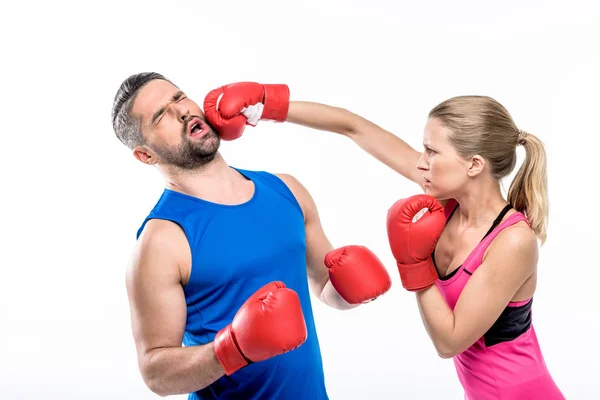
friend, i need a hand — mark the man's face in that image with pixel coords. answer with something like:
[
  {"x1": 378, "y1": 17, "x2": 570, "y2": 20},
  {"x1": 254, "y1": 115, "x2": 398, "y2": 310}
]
[{"x1": 131, "y1": 79, "x2": 220, "y2": 169}]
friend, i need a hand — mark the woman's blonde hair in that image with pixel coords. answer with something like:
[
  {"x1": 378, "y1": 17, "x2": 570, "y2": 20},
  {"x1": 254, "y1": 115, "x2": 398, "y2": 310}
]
[{"x1": 429, "y1": 96, "x2": 548, "y2": 244}]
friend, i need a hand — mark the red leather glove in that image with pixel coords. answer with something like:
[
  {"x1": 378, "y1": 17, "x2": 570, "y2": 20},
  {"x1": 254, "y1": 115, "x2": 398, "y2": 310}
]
[
  {"x1": 386, "y1": 194, "x2": 446, "y2": 291},
  {"x1": 325, "y1": 245, "x2": 391, "y2": 304},
  {"x1": 203, "y1": 82, "x2": 289, "y2": 140},
  {"x1": 213, "y1": 281, "x2": 307, "y2": 375}
]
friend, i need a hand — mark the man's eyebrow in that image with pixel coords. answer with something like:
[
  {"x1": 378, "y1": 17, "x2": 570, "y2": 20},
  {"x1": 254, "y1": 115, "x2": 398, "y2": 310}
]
[{"x1": 151, "y1": 91, "x2": 185, "y2": 124}]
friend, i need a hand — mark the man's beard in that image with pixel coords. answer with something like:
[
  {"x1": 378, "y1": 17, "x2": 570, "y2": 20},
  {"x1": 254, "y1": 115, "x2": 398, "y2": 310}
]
[{"x1": 151, "y1": 124, "x2": 221, "y2": 170}]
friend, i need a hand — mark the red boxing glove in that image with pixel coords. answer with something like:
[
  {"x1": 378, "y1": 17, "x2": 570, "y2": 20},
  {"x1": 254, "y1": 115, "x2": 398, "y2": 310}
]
[
  {"x1": 324, "y1": 245, "x2": 392, "y2": 304},
  {"x1": 203, "y1": 82, "x2": 290, "y2": 140},
  {"x1": 386, "y1": 194, "x2": 446, "y2": 291},
  {"x1": 213, "y1": 281, "x2": 307, "y2": 376}
]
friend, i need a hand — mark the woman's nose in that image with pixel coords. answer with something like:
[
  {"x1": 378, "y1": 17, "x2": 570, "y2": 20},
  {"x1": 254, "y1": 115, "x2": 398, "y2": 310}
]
[{"x1": 416, "y1": 152, "x2": 428, "y2": 170}]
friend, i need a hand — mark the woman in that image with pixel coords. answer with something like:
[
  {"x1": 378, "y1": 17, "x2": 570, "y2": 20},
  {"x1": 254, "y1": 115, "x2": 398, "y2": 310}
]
[{"x1": 284, "y1": 96, "x2": 564, "y2": 399}]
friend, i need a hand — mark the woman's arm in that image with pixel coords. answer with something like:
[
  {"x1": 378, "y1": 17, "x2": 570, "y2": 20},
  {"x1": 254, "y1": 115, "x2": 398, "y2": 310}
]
[
  {"x1": 286, "y1": 101, "x2": 424, "y2": 186},
  {"x1": 415, "y1": 223, "x2": 537, "y2": 358}
]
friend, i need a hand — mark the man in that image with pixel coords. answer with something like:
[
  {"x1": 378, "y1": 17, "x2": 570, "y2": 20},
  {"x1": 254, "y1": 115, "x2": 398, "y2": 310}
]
[{"x1": 111, "y1": 73, "x2": 392, "y2": 399}]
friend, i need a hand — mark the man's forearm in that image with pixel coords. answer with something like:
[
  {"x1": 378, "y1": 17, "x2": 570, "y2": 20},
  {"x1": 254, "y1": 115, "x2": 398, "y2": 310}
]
[
  {"x1": 320, "y1": 280, "x2": 358, "y2": 310},
  {"x1": 142, "y1": 341, "x2": 225, "y2": 396}
]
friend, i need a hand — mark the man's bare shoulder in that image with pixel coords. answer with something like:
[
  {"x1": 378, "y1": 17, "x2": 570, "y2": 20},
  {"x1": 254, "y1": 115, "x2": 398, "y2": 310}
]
[
  {"x1": 272, "y1": 173, "x2": 314, "y2": 217},
  {"x1": 273, "y1": 173, "x2": 302, "y2": 191},
  {"x1": 128, "y1": 219, "x2": 190, "y2": 285},
  {"x1": 137, "y1": 219, "x2": 188, "y2": 249}
]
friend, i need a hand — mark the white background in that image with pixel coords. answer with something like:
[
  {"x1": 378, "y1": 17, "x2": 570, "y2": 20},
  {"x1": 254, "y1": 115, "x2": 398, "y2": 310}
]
[{"x1": 1, "y1": 0, "x2": 599, "y2": 399}]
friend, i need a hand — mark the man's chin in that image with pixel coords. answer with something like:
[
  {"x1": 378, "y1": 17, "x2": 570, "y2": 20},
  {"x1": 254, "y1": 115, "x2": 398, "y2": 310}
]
[
  {"x1": 189, "y1": 129, "x2": 219, "y2": 146},
  {"x1": 192, "y1": 140, "x2": 220, "y2": 158},
  {"x1": 156, "y1": 148, "x2": 220, "y2": 171},
  {"x1": 170, "y1": 152, "x2": 218, "y2": 170}
]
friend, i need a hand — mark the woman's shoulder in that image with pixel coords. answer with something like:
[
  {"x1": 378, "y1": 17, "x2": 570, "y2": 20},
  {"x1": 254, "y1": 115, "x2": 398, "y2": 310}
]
[{"x1": 485, "y1": 217, "x2": 538, "y2": 271}]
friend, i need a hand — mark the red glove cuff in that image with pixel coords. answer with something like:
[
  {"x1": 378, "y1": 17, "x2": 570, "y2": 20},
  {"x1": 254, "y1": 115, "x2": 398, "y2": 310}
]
[
  {"x1": 214, "y1": 325, "x2": 249, "y2": 376},
  {"x1": 262, "y1": 84, "x2": 290, "y2": 122},
  {"x1": 396, "y1": 258, "x2": 438, "y2": 292}
]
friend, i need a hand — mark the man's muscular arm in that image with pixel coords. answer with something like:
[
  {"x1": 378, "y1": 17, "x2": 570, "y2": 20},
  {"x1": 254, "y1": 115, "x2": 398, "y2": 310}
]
[
  {"x1": 126, "y1": 220, "x2": 224, "y2": 396},
  {"x1": 275, "y1": 174, "x2": 356, "y2": 310},
  {"x1": 275, "y1": 174, "x2": 393, "y2": 309}
]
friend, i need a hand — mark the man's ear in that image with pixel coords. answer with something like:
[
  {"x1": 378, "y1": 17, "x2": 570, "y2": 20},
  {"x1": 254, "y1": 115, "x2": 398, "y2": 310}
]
[
  {"x1": 467, "y1": 154, "x2": 485, "y2": 177},
  {"x1": 133, "y1": 145, "x2": 158, "y2": 165}
]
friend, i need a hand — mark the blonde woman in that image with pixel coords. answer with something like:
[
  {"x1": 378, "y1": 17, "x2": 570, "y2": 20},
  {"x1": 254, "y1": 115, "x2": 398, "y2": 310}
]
[{"x1": 204, "y1": 83, "x2": 565, "y2": 399}]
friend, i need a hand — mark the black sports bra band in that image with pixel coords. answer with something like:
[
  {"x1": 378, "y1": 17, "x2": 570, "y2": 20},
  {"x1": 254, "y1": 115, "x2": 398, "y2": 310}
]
[{"x1": 482, "y1": 204, "x2": 513, "y2": 239}]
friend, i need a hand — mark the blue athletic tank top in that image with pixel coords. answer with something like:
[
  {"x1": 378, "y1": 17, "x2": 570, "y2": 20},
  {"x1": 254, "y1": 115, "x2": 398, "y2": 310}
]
[{"x1": 136, "y1": 167, "x2": 328, "y2": 400}]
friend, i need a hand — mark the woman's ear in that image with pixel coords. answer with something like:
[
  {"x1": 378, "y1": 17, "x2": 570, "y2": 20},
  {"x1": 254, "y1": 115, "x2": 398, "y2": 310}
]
[{"x1": 467, "y1": 154, "x2": 486, "y2": 177}]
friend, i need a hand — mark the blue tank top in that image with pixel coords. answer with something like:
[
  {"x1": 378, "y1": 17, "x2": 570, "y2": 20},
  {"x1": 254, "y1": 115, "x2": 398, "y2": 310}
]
[{"x1": 136, "y1": 168, "x2": 328, "y2": 400}]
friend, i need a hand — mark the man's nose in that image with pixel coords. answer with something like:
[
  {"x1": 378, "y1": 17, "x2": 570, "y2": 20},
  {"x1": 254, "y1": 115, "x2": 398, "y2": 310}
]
[{"x1": 175, "y1": 103, "x2": 190, "y2": 121}]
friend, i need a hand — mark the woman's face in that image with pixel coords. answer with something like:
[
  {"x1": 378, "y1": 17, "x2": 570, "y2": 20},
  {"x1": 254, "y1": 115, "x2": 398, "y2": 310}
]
[{"x1": 417, "y1": 117, "x2": 472, "y2": 199}]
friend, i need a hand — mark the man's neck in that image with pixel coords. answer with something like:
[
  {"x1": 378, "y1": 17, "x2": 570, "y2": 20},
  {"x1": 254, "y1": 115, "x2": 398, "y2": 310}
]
[{"x1": 159, "y1": 153, "x2": 251, "y2": 204}]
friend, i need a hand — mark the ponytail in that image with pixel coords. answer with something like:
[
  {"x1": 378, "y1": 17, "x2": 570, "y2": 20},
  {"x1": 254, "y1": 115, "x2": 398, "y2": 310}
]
[{"x1": 507, "y1": 131, "x2": 549, "y2": 244}]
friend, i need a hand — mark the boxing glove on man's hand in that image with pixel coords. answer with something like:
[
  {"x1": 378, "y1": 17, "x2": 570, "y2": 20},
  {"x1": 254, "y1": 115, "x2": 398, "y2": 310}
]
[
  {"x1": 324, "y1": 245, "x2": 392, "y2": 304},
  {"x1": 214, "y1": 281, "x2": 307, "y2": 376},
  {"x1": 386, "y1": 194, "x2": 446, "y2": 291},
  {"x1": 203, "y1": 82, "x2": 290, "y2": 140}
]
